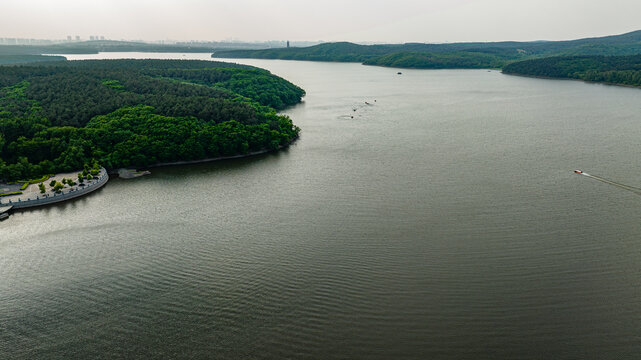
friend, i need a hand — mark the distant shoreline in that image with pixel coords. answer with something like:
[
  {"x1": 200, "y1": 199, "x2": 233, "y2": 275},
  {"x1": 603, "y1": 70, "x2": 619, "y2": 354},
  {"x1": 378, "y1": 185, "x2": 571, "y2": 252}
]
[{"x1": 501, "y1": 71, "x2": 641, "y2": 90}]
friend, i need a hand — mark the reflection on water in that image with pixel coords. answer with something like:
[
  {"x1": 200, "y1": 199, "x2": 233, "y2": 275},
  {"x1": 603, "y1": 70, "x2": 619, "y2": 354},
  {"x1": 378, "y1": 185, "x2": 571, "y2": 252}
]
[{"x1": 2, "y1": 54, "x2": 641, "y2": 359}]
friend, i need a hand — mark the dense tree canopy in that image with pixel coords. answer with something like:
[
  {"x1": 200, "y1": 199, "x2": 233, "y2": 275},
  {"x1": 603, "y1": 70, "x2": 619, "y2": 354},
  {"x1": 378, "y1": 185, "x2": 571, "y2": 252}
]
[
  {"x1": 502, "y1": 55, "x2": 641, "y2": 87},
  {"x1": 0, "y1": 60, "x2": 304, "y2": 181},
  {"x1": 363, "y1": 51, "x2": 508, "y2": 69}
]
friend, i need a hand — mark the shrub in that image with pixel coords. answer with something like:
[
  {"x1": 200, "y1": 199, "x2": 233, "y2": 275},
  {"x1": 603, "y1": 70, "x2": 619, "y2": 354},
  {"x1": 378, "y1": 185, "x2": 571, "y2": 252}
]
[
  {"x1": 0, "y1": 191, "x2": 22, "y2": 197},
  {"x1": 17, "y1": 174, "x2": 53, "y2": 190}
]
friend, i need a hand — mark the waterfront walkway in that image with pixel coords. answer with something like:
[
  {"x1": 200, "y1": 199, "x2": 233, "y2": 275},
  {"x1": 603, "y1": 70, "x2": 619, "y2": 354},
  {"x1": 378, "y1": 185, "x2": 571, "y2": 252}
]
[{"x1": 0, "y1": 168, "x2": 109, "y2": 209}]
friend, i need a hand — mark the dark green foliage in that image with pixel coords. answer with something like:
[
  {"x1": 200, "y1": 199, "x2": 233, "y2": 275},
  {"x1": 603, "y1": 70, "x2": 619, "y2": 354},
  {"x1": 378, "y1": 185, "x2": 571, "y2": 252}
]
[
  {"x1": 363, "y1": 51, "x2": 508, "y2": 69},
  {"x1": 214, "y1": 30, "x2": 641, "y2": 69},
  {"x1": 502, "y1": 55, "x2": 641, "y2": 87},
  {"x1": 213, "y1": 43, "x2": 522, "y2": 69},
  {"x1": 0, "y1": 60, "x2": 303, "y2": 181},
  {"x1": 214, "y1": 42, "x2": 393, "y2": 62},
  {"x1": 0, "y1": 60, "x2": 303, "y2": 129}
]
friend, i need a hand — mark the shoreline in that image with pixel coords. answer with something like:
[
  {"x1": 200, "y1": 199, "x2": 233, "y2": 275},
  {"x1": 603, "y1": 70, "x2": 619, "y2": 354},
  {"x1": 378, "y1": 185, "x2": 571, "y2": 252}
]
[
  {"x1": 108, "y1": 135, "x2": 299, "y2": 175},
  {"x1": 501, "y1": 71, "x2": 641, "y2": 90},
  {"x1": 0, "y1": 168, "x2": 109, "y2": 211},
  {"x1": 213, "y1": 55, "x2": 500, "y2": 71},
  {"x1": 0, "y1": 137, "x2": 298, "y2": 218}
]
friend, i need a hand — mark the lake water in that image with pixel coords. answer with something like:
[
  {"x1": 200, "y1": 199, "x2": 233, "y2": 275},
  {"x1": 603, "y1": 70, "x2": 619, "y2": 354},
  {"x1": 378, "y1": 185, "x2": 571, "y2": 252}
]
[{"x1": 2, "y1": 53, "x2": 641, "y2": 359}]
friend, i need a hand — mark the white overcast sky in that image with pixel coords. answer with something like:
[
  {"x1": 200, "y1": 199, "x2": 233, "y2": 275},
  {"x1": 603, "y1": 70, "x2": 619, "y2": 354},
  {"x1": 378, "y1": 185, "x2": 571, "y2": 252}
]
[{"x1": 1, "y1": 0, "x2": 640, "y2": 43}]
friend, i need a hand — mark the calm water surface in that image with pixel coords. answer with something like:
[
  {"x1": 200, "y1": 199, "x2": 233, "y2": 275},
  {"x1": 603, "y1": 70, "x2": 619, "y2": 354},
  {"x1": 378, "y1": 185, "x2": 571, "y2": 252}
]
[{"x1": 2, "y1": 53, "x2": 641, "y2": 359}]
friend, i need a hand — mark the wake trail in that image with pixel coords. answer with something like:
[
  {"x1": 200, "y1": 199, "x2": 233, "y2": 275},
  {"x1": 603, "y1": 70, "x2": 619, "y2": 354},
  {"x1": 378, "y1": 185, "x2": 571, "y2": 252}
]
[{"x1": 579, "y1": 172, "x2": 641, "y2": 195}]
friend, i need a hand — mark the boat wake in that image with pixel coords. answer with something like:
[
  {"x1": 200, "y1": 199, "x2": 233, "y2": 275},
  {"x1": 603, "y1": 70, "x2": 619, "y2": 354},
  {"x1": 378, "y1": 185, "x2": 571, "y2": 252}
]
[{"x1": 575, "y1": 170, "x2": 641, "y2": 195}]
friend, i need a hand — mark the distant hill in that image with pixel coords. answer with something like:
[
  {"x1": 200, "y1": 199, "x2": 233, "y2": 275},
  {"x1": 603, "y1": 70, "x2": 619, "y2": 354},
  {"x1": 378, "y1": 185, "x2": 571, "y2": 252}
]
[
  {"x1": 211, "y1": 42, "x2": 389, "y2": 62},
  {"x1": 213, "y1": 30, "x2": 641, "y2": 69}
]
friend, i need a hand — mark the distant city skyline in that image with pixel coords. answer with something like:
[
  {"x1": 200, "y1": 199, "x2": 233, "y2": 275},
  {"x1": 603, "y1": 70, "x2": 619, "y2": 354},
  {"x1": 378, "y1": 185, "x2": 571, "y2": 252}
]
[{"x1": 1, "y1": 0, "x2": 640, "y2": 44}]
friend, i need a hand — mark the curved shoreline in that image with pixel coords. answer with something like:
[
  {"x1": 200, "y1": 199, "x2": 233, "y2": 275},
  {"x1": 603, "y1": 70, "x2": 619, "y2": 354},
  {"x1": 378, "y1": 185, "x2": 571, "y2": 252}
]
[
  {"x1": 0, "y1": 138, "x2": 298, "y2": 218},
  {"x1": 109, "y1": 136, "x2": 299, "y2": 174},
  {"x1": 1, "y1": 169, "x2": 109, "y2": 210}
]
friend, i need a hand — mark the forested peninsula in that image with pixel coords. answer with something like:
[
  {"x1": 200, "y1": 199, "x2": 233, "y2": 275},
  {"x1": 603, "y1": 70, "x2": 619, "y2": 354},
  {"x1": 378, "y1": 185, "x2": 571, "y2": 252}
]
[
  {"x1": 502, "y1": 55, "x2": 641, "y2": 87},
  {"x1": 0, "y1": 59, "x2": 305, "y2": 181},
  {"x1": 213, "y1": 30, "x2": 641, "y2": 70}
]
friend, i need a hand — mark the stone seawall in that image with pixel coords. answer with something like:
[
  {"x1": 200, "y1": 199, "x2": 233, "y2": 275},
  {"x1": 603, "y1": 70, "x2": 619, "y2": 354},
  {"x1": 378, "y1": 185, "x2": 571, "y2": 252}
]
[{"x1": 0, "y1": 169, "x2": 109, "y2": 210}]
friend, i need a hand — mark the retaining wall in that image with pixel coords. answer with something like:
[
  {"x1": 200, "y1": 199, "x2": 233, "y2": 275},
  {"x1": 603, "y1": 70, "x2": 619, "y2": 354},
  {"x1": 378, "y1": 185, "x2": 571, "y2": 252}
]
[{"x1": 0, "y1": 169, "x2": 109, "y2": 209}]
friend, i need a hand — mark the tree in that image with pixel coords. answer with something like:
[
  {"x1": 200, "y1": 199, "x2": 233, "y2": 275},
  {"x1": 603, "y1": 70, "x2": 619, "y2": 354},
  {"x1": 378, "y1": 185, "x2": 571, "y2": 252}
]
[
  {"x1": 0, "y1": 60, "x2": 303, "y2": 181},
  {"x1": 53, "y1": 182, "x2": 64, "y2": 192}
]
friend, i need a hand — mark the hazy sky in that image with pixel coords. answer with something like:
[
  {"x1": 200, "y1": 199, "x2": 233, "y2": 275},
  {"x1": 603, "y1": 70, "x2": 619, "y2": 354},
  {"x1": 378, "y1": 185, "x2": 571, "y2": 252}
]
[{"x1": 2, "y1": 0, "x2": 640, "y2": 43}]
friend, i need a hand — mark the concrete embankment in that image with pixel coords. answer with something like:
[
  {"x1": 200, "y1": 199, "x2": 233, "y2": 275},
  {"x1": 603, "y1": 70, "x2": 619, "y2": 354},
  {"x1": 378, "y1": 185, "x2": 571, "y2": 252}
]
[{"x1": 0, "y1": 168, "x2": 109, "y2": 210}]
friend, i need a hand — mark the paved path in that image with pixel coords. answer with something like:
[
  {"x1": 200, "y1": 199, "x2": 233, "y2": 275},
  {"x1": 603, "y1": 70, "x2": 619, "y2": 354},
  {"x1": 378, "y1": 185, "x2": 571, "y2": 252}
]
[{"x1": 0, "y1": 168, "x2": 109, "y2": 209}]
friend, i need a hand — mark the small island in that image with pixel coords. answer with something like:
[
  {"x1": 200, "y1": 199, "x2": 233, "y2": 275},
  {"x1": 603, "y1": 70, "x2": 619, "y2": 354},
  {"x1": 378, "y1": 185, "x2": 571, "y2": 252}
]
[{"x1": 0, "y1": 59, "x2": 305, "y2": 214}]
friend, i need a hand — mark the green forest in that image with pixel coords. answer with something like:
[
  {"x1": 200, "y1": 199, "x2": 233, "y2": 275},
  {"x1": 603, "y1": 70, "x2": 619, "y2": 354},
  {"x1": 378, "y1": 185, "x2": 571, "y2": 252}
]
[
  {"x1": 362, "y1": 51, "x2": 507, "y2": 69},
  {"x1": 213, "y1": 30, "x2": 641, "y2": 70},
  {"x1": 502, "y1": 55, "x2": 641, "y2": 87},
  {"x1": 0, "y1": 59, "x2": 305, "y2": 181}
]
